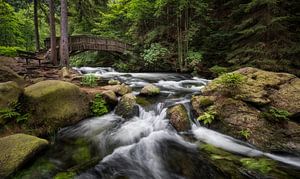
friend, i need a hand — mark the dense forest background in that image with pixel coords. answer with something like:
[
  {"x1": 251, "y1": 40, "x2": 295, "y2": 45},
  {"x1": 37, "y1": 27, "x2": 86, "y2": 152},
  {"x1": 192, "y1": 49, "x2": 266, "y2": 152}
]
[{"x1": 0, "y1": 0, "x2": 299, "y2": 76}]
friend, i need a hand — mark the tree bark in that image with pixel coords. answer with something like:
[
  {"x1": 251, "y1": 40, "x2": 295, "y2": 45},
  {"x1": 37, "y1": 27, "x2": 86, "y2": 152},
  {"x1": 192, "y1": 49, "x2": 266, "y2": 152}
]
[
  {"x1": 49, "y1": 0, "x2": 57, "y2": 65},
  {"x1": 60, "y1": 0, "x2": 69, "y2": 67},
  {"x1": 34, "y1": 0, "x2": 40, "y2": 51}
]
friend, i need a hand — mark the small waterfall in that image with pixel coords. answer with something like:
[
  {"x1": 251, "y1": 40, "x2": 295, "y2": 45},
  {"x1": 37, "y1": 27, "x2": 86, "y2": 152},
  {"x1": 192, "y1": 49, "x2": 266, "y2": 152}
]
[{"x1": 34, "y1": 67, "x2": 299, "y2": 178}]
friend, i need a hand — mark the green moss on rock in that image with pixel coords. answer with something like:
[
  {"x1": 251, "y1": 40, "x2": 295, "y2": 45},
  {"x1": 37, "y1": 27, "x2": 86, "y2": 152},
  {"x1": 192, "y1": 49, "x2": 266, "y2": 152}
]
[
  {"x1": 140, "y1": 84, "x2": 160, "y2": 96},
  {"x1": 23, "y1": 80, "x2": 90, "y2": 135},
  {"x1": 167, "y1": 104, "x2": 190, "y2": 132},
  {"x1": 0, "y1": 81, "x2": 23, "y2": 108},
  {"x1": 0, "y1": 134, "x2": 49, "y2": 178},
  {"x1": 115, "y1": 93, "x2": 138, "y2": 119}
]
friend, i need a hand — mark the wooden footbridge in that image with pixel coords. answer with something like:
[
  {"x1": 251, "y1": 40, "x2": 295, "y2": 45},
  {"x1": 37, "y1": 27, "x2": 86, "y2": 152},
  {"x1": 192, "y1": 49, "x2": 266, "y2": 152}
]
[{"x1": 44, "y1": 35, "x2": 132, "y2": 55}]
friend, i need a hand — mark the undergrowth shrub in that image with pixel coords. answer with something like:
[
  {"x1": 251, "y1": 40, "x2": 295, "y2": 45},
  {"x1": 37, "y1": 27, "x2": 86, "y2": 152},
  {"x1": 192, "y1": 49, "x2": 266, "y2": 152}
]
[
  {"x1": 262, "y1": 107, "x2": 290, "y2": 122},
  {"x1": 197, "y1": 111, "x2": 216, "y2": 125},
  {"x1": 90, "y1": 94, "x2": 108, "y2": 116},
  {"x1": 141, "y1": 43, "x2": 169, "y2": 66},
  {"x1": 82, "y1": 74, "x2": 98, "y2": 87},
  {"x1": 0, "y1": 46, "x2": 22, "y2": 57},
  {"x1": 0, "y1": 102, "x2": 28, "y2": 124}
]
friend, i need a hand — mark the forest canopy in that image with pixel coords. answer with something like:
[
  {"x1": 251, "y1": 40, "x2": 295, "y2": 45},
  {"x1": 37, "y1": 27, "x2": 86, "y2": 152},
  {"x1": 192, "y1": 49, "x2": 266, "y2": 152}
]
[{"x1": 0, "y1": 0, "x2": 299, "y2": 75}]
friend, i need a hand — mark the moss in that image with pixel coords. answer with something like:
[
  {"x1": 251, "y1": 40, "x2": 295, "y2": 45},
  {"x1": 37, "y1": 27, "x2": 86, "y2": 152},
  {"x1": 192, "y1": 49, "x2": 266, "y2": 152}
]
[
  {"x1": 0, "y1": 81, "x2": 23, "y2": 108},
  {"x1": 209, "y1": 65, "x2": 229, "y2": 76},
  {"x1": 72, "y1": 139, "x2": 91, "y2": 164},
  {"x1": 240, "y1": 158, "x2": 275, "y2": 174},
  {"x1": 54, "y1": 172, "x2": 76, "y2": 179},
  {"x1": 23, "y1": 80, "x2": 90, "y2": 135},
  {"x1": 0, "y1": 134, "x2": 49, "y2": 178},
  {"x1": 136, "y1": 96, "x2": 152, "y2": 106},
  {"x1": 198, "y1": 96, "x2": 214, "y2": 108},
  {"x1": 12, "y1": 158, "x2": 56, "y2": 179}
]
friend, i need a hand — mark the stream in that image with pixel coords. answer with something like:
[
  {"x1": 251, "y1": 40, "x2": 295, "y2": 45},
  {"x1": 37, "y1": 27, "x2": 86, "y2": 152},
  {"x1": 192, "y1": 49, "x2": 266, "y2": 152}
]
[{"x1": 13, "y1": 67, "x2": 300, "y2": 179}]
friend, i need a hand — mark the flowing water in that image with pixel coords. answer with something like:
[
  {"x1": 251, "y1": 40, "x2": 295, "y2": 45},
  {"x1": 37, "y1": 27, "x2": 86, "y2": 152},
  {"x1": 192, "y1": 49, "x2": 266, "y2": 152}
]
[{"x1": 14, "y1": 67, "x2": 300, "y2": 179}]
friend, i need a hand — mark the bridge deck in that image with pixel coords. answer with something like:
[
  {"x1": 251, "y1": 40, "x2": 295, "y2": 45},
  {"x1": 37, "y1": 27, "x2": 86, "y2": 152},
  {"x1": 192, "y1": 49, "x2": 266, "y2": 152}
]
[{"x1": 45, "y1": 35, "x2": 132, "y2": 54}]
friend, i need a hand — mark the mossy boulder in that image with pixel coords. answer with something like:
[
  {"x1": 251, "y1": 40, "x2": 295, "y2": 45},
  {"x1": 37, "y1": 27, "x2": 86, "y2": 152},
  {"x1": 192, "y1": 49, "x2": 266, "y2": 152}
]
[
  {"x1": 101, "y1": 90, "x2": 118, "y2": 107},
  {"x1": 115, "y1": 93, "x2": 139, "y2": 119},
  {"x1": 140, "y1": 84, "x2": 160, "y2": 96},
  {"x1": 0, "y1": 66, "x2": 24, "y2": 85},
  {"x1": 0, "y1": 81, "x2": 23, "y2": 108},
  {"x1": 0, "y1": 134, "x2": 48, "y2": 178},
  {"x1": 167, "y1": 104, "x2": 190, "y2": 132},
  {"x1": 193, "y1": 67, "x2": 300, "y2": 154},
  {"x1": 23, "y1": 80, "x2": 90, "y2": 135}
]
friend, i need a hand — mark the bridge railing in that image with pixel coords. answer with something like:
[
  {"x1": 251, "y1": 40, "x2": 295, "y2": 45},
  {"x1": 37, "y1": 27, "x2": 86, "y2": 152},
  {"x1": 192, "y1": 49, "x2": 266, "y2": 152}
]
[{"x1": 44, "y1": 35, "x2": 132, "y2": 54}]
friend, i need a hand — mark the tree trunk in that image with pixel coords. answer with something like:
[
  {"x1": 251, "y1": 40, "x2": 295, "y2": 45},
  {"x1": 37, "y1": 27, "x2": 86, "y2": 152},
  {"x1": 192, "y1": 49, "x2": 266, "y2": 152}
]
[
  {"x1": 49, "y1": 0, "x2": 57, "y2": 65},
  {"x1": 60, "y1": 0, "x2": 69, "y2": 67},
  {"x1": 34, "y1": 0, "x2": 40, "y2": 51}
]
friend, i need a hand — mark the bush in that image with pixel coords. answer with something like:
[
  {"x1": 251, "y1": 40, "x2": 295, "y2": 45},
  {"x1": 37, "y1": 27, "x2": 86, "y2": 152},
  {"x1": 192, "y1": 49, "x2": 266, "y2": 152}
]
[
  {"x1": 216, "y1": 73, "x2": 245, "y2": 88},
  {"x1": 81, "y1": 74, "x2": 98, "y2": 87},
  {"x1": 0, "y1": 102, "x2": 28, "y2": 124},
  {"x1": 141, "y1": 43, "x2": 169, "y2": 66},
  {"x1": 0, "y1": 46, "x2": 22, "y2": 57},
  {"x1": 262, "y1": 107, "x2": 290, "y2": 122},
  {"x1": 209, "y1": 65, "x2": 228, "y2": 76},
  {"x1": 90, "y1": 94, "x2": 109, "y2": 116},
  {"x1": 197, "y1": 111, "x2": 216, "y2": 125}
]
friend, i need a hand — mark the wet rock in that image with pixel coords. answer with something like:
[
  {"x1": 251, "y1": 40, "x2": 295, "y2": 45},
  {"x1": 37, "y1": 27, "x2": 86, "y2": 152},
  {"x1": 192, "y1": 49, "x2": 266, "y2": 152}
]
[
  {"x1": 108, "y1": 79, "x2": 121, "y2": 85},
  {"x1": 140, "y1": 84, "x2": 160, "y2": 96},
  {"x1": 0, "y1": 81, "x2": 23, "y2": 108},
  {"x1": 112, "y1": 84, "x2": 132, "y2": 96},
  {"x1": 0, "y1": 66, "x2": 24, "y2": 85},
  {"x1": 23, "y1": 80, "x2": 90, "y2": 135},
  {"x1": 115, "y1": 93, "x2": 139, "y2": 119},
  {"x1": 0, "y1": 134, "x2": 48, "y2": 178},
  {"x1": 167, "y1": 104, "x2": 190, "y2": 132},
  {"x1": 101, "y1": 90, "x2": 118, "y2": 107},
  {"x1": 193, "y1": 67, "x2": 300, "y2": 154}
]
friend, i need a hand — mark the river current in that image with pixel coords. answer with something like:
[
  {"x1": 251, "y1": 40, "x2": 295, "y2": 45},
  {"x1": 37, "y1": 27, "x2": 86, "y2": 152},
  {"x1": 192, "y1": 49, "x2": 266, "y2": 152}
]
[{"x1": 14, "y1": 67, "x2": 300, "y2": 179}]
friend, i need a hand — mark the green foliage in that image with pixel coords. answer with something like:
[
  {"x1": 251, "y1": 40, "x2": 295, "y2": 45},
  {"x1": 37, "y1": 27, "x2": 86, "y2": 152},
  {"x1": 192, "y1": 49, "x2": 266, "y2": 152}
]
[
  {"x1": 217, "y1": 73, "x2": 245, "y2": 88},
  {"x1": 81, "y1": 74, "x2": 98, "y2": 87},
  {"x1": 209, "y1": 66, "x2": 229, "y2": 76},
  {"x1": 91, "y1": 94, "x2": 109, "y2": 116},
  {"x1": 141, "y1": 43, "x2": 170, "y2": 66},
  {"x1": 113, "y1": 62, "x2": 131, "y2": 72},
  {"x1": 240, "y1": 158, "x2": 274, "y2": 174},
  {"x1": 263, "y1": 107, "x2": 291, "y2": 122},
  {"x1": 0, "y1": 103, "x2": 28, "y2": 124},
  {"x1": 70, "y1": 52, "x2": 99, "y2": 67},
  {"x1": 0, "y1": 46, "x2": 23, "y2": 57},
  {"x1": 197, "y1": 111, "x2": 216, "y2": 125},
  {"x1": 187, "y1": 51, "x2": 203, "y2": 64},
  {"x1": 54, "y1": 172, "x2": 76, "y2": 179},
  {"x1": 239, "y1": 129, "x2": 251, "y2": 139}
]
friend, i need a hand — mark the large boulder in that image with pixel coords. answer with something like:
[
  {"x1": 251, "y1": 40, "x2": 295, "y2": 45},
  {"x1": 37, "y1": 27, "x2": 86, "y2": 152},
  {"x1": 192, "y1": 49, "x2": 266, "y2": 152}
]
[
  {"x1": 193, "y1": 67, "x2": 300, "y2": 154},
  {"x1": 140, "y1": 84, "x2": 160, "y2": 96},
  {"x1": 0, "y1": 134, "x2": 48, "y2": 178},
  {"x1": 0, "y1": 66, "x2": 24, "y2": 85},
  {"x1": 23, "y1": 80, "x2": 90, "y2": 135},
  {"x1": 115, "y1": 93, "x2": 139, "y2": 119},
  {"x1": 167, "y1": 104, "x2": 190, "y2": 132},
  {"x1": 0, "y1": 81, "x2": 23, "y2": 108}
]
